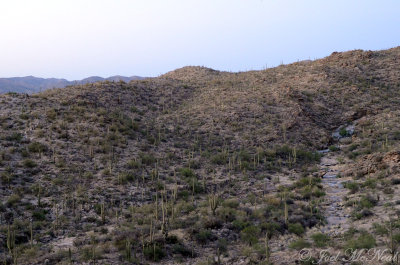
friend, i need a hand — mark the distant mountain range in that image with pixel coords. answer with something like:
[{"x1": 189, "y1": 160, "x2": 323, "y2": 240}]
[{"x1": 0, "y1": 75, "x2": 145, "y2": 94}]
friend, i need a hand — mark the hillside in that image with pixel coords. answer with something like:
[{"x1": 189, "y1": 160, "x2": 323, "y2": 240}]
[
  {"x1": 0, "y1": 75, "x2": 145, "y2": 94},
  {"x1": 0, "y1": 47, "x2": 400, "y2": 264}
]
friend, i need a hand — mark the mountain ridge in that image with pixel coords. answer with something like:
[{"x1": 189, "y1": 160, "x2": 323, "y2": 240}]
[{"x1": 0, "y1": 75, "x2": 146, "y2": 94}]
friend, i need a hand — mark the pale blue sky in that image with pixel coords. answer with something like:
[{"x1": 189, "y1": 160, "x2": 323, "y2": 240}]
[{"x1": 1, "y1": 0, "x2": 399, "y2": 80}]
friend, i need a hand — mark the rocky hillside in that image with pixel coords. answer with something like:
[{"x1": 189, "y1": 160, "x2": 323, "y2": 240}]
[
  {"x1": 0, "y1": 47, "x2": 400, "y2": 264},
  {"x1": 0, "y1": 75, "x2": 145, "y2": 94}
]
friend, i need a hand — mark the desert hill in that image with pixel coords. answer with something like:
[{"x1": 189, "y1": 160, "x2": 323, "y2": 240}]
[{"x1": 0, "y1": 47, "x2": 400, "y2": 264}]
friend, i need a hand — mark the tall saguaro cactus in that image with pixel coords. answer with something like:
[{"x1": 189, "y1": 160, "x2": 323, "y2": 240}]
[{"x1": 208, "y1": 193, "x2": 219, "y2": 216}]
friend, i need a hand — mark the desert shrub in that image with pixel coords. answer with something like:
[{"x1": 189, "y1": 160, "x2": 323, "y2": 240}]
[
  {"x1": 362, "y1": 178, "x2": 377, "y2": 189},
  {"x1": 32, "y1": 209, "x2": 47, "y2": 221},
  {"x1": 344, "y1": 182, "x2": 359, "y2": 193},
  {"x1": 52, "y1": 177, "x2": 65, "y2": 186},
  {"x1": 119, "y1": 172, "x2": 136, "y2": 183},
  {"x1": 28, "y1": 142, "x2": 47, "y2": 153},
  {"x1": 83, "y1": 172, "x2": 94, "y2": 179},
  {"x1": 348, "y1": 144, "x2": 359, "y2": 152},
  {"x1": 240, "y1": 225, "x2": 260, "y2": 246},
  {"x1": 359, "y1": 195, "x2": 378, "y2": 209},
  {"x1": 348, "y1": 152, "x2": 360, "y2": 160},
  {"x1": 232, "y1": 219, "x2": 250, "y2": 231},
  {"x1": 329, "y1": 145, "x2": 339, "y2": 152},
  {"x1": 203, "y1": 216, "x2": 222, "y2": 229},
  {"x1": 7, "y1": 194, "x2": 21, "y2": 206},
  {"x1": 296, "y1": 149, "x2": 321, "y2": 162},
  {"x1": 6, "y1": 133, "x2": 23, "y2": 142},
  {"x1": 294, "y1": 176, "x2": 321, "y2": 188},
  {"x1": 140, "y1": 153, "x2": 156, "y2": 165},
  {"x1": 211, "y1": 153, "x2": 227, "y2": 165},
  {"x1": 289, "y1": 238, "x2": 311, "y2": 250},
  {"x1": 165, "y1": 235, "x2": 179, "y2": 244},
  {"x1": 172, "y1": 243, "x2": 192, "y2": 257},
  {"x1": 238, "y1": 150, "x2": 251, "y2": 162},
  {"x1": 288, "y1": 223, "x2": 305, "y2": 236},
  {"x1": 339, "y1": 127, "x2": 349, "y2": 137},
  {"x1": 195, "y1": 229, "x2": 213, "y2": 245},
  {"x1": 373, "y1": 222, "x2": 388, "y2": 236},
  {"x1": 311, "y1": 233, "x2": 330, "y2": 247},
  {"x1": 383, "y1": 187, "x2": 394, "y2": 194},
  {"x1": 352, "y1": 209, "x2": 373, "y2": 220},
  {"x1": 23, "y1": 159, "x2": 37, "y2": 168},
  {"x1": 312, "y1": 188, "x2": 325, "y2": 198},
  {"x1": 185, "y1": 177, "x2": 204, "y2": 194},
  {"x1": 46, "y1": 109, "x2": 57, "y2": 120},
  {"x1": 222, "y1": 199, "x2": 240, "y2": 209},
  {"x1": 126, "y1": 159, "x2": 141, "y2": 169},
  {"x1": 393, "y1": 131, "x2": 400, "y2": 140},
  {"x1": 345, "y1": 232, "x2": 375, "y2": 249},
  {"x1": 21, "y1": 149, "x2": 30, "y2": 158},
  {"x1": 19, "y1": 113, "x2": 30, "y2": 120},
  {"x1": 179, "y1": 168, "x2": 195, "y2": 178}
]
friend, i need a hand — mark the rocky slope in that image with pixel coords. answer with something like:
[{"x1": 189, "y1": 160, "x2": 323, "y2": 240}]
[{"x1": 0, "y1": 47, "x2": 400, "y2": 264}]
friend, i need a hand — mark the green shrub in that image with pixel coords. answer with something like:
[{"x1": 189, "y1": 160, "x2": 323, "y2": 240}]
[
  {"x1": 352, "y1": 209, "x2": 373, "y2": 220},
  {"x1": 118, "y1": 172, "x2": 136, "y2": 183},
  {"x1": 240, "y1": 225, "x2": 260, "y2": 246},
  {"x1": 288, "y1": 223, "x2": 305, "y2": 236},
  {"x1": 23, "y1": 159, "x2": 37, "y2": 168},
  {"x1": 311, "y1": 233, "x2": 330, "y2": 247},
  {"x1": 32, "y1": 209, "x2": 47, "y2": 221},
  {"x1": 362, "y1": 178, "x2": 377, "y2": 189},
  {"x1": 179, "y1": 168, "x2": 195, "y2": 178},
  {"x1": 6, "y1": 133, "x2": 22, "y2": 142},
  {"x1": 83, "y1": 172, "x2": 94, "y2": 179},
  {"x1": 238, "y1": 150, "x2": 251, "y2": 162},
  {"x1": 373, "y1": 223, "x2": 388, "y2": 236},
  {"x1": 195, "y1": 229, "x2": 213, "y2": 245},
  {"x1": 140, "y1": 153, "x2": 156, "y2": 165},
  {"x1": 329, "y1": 145, "x2": 339, "y2": 152},
  {"x1": 345, "y1": 232, "x2": 375, "y2": 249},
  {"x1": 232, "y1": 220, "x2": 250, "y2": 231},
  {"x1": 344, "y1": 182, "x2": 359, "y2": 194},
  {"x1": 339, "y1": 128, "x2": 349, "y2": 137},
  {"x1": 359, "y1": 195, "x2": 378, "y2": 209},
  {"x1": 28, "y1": 142, "x2": 47, "y2": 153},
  {"x1": 172, "y1": 243, "x2": 191, "y2": 257},
  {"x1": 46, "y1": 109, "x2": 57, "y2": 120},
  {"x1": 126, "y1": 160, "x2": 141, "y2": 169},
  {"x1": 289, "y1": 238, "x2": 311, "y2": 250},
  {"x1": 222, "y1": 199, "x2": 240, "y2": 209},
  {"x1": 211, "y1": 153, "x2": 227, "y2": 165},
  {"x1": 7, "y1": 194, "x2": 21, "y2": 206}
]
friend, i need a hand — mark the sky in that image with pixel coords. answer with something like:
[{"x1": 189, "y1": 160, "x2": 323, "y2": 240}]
[{"x1": 1, "y1": 0, "x2": 399, "y2": 80}]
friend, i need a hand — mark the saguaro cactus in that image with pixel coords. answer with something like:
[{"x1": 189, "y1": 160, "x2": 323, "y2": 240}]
[
  {"x1": 7, "y1": 225, "x2": 15, "y2": 254},
  {"x1": 208, "y1": 193, "x2": 219, "y2": 216},
  {"x1": 100, "y1": 203, "x2": 105, "y2": 224}
]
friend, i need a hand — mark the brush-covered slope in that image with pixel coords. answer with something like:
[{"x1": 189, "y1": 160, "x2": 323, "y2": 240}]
[
  {"x1": 0, "y1": 75, "x2": 145, "y2": 94},
  {"x1": 0, "y1": 47, "x2": 400, "y2": 264}
]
